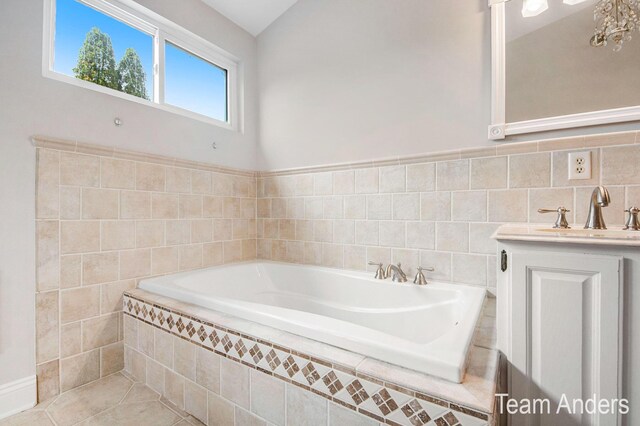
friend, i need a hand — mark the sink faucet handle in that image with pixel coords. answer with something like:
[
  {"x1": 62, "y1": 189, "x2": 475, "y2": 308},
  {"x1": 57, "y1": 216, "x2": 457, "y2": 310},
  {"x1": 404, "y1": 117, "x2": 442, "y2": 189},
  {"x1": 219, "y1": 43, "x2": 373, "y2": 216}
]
[
  {"x1": 624, "y1": 207, "x2": 640, "y2": 231},
  {"x1": 538, "y1": 207, "x2": 571, "y2": 229},
  {"x1": 414, "y1": 266, "x2": 435, "y2": 285},
  {"x1": 367, "y1": 261, "x2": 387, "y2": 279}
]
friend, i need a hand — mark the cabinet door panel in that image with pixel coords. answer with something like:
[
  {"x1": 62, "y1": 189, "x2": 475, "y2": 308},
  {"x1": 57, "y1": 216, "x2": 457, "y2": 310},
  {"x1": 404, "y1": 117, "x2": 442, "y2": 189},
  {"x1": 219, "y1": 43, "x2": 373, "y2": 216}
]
[{"x1": 509, "y1": 252, "x2": 622, "y2": 426}]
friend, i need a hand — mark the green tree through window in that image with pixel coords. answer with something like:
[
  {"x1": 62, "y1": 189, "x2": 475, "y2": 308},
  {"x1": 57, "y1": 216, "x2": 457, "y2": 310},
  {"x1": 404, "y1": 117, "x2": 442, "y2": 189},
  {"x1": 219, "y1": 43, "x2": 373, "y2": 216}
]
[{"x1": 73, "y1": 27, "x2": 148, "y2": 100}]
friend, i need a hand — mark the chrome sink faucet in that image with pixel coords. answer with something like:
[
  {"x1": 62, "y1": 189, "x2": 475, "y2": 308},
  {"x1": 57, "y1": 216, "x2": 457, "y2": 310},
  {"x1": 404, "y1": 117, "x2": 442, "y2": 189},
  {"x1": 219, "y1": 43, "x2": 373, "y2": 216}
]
[
  {"x1": 584, "y1": 186, "x2": 611, "y2": 230},
  {"x1": 386, "y1": 263, "x2": 408, "y2": 283}
]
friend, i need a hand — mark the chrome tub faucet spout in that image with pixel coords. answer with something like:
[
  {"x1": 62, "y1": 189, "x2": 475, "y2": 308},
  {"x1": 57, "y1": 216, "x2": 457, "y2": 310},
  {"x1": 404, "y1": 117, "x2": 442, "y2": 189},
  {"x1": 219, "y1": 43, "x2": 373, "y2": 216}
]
[{"x1": 584, "y1": 186, "x2": 610, "y2": 230}]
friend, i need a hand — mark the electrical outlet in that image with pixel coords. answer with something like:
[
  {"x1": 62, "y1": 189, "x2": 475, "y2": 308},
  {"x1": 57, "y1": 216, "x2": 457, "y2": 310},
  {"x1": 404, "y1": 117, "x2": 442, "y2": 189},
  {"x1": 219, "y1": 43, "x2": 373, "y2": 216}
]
[{"x1": 568, "y1": 151, "x2": 592, "y2": 180}]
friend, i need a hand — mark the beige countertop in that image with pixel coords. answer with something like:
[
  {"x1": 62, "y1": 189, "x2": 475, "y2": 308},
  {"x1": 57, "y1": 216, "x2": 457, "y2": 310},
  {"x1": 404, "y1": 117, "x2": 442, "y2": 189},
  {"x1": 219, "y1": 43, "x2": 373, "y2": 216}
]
[{"x1": 492, "y1": 224, "x2": 640, "y2": 247}]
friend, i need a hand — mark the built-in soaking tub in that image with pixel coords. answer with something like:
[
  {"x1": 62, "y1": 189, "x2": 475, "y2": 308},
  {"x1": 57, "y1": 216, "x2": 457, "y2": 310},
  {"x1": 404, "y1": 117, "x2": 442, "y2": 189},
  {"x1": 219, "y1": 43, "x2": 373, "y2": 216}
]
[{"x1": 138, "y1": 261, "x2": 486, "y2": 383}]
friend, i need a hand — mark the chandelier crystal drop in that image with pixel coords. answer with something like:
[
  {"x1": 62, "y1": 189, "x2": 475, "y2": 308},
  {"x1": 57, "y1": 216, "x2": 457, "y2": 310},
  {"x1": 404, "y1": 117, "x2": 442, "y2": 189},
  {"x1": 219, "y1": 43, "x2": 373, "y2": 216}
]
[{"x1": 591, "y1": 0, "x2": 640, "y2": 51}]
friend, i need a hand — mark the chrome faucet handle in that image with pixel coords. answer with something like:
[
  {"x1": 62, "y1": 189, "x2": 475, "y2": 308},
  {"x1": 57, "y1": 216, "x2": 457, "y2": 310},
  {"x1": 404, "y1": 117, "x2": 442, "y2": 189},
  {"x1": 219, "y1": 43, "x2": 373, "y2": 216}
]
[
  {"x1": 413, "y1": 266, "x2": 435, "y2": 285},
  {"x1": 368, "y1": 261, "x2": 386, "y2": 279},
  {"x1": 538, "y1": 207, "x2": 571, "y2": 229},
  {"x1": 624, "y1": 207, "x2": 640, "y2": 231}
]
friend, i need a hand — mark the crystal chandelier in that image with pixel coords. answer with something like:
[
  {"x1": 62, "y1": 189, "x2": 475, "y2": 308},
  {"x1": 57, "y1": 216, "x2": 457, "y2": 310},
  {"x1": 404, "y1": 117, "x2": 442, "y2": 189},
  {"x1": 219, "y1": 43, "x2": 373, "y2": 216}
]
[{"x1": 590, "y1": 0, "x2": 640, "y2": 51}]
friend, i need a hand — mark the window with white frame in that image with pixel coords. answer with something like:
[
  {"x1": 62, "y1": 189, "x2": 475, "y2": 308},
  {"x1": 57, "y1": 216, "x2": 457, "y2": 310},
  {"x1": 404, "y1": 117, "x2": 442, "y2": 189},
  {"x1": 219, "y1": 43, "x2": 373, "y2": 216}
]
[{"x1": 44, "y1": 0, "x2": 239, "y2": 129}]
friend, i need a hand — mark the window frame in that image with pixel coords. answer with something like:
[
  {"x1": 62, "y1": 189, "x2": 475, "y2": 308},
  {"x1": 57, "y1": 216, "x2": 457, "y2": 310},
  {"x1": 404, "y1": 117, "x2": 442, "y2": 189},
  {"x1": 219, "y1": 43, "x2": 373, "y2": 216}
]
[{"x1": 43, "y1": 0, "x2": 240, "y2": 131}]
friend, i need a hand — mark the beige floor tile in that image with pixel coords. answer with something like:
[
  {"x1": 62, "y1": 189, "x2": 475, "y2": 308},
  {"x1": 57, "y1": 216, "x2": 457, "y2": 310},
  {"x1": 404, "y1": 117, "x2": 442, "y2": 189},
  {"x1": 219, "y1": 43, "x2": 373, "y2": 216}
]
[
  {"x1": 121, "y1": 383, "x2": 160, "y2": 404},
  {"x1": 77, "y1": 401, "x2": 181, "y2": 426},
  {"x1": 47, "y1": 373, "x2": 133, "y2": 425},
  {"x1": 0, "y1": 411, "x2": 54, "y2": 426}
]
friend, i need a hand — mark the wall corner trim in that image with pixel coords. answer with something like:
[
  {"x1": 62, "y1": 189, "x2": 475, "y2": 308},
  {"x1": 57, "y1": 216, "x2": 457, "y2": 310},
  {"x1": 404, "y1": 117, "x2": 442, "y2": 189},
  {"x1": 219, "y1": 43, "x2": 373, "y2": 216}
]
[{"x1": 0, "y1": 375, "x2": 37, "y2": 420}]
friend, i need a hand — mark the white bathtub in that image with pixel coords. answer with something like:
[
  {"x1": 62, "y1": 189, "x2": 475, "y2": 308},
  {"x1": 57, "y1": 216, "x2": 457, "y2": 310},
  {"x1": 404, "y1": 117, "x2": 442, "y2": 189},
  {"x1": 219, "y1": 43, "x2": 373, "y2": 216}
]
[{"x1": 138, "y1": 261, "x2": 486, "y2": 383}]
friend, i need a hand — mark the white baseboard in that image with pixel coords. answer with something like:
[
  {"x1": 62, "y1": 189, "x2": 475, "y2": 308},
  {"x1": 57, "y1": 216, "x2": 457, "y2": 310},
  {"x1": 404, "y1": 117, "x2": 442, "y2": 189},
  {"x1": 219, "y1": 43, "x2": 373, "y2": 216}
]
[{"x1": 0, "y1": 375, "x2": 37, "y2": 420}]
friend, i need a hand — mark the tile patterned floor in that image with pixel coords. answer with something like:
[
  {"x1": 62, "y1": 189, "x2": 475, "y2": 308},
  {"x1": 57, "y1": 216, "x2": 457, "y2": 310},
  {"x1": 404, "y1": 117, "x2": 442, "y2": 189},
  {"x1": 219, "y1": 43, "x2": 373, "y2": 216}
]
[{"x1": 0, "y1": 373, "x2": 203, "y2": 426}]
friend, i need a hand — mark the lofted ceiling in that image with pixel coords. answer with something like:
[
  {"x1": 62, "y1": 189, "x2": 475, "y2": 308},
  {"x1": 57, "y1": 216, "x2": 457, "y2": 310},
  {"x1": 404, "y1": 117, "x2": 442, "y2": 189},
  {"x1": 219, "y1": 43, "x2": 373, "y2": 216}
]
[{"x1": 201, "y1": 0, "x2": 298, "y2": 36}]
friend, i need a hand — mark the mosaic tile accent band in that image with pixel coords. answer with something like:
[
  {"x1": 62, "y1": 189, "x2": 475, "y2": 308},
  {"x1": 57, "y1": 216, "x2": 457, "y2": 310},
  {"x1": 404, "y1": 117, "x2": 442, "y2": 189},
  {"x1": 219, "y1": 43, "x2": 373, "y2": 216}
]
[{"x1": 123, "y1": 293, "x2": 491, "y2": 426}]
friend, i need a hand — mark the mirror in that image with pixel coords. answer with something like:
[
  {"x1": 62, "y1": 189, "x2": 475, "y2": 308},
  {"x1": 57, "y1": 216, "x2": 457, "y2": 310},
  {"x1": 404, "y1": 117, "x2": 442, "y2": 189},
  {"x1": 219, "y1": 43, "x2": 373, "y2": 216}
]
[{"x1": 489, "y1": 0, "x2": 640, "y2": 139}]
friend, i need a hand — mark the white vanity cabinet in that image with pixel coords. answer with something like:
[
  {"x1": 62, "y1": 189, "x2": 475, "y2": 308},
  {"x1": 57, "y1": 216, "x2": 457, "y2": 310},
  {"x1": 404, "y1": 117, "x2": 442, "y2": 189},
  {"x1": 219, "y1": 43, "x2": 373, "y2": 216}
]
[{"x1": 494, "y1": 226, "x2": 640, "y2": 426}]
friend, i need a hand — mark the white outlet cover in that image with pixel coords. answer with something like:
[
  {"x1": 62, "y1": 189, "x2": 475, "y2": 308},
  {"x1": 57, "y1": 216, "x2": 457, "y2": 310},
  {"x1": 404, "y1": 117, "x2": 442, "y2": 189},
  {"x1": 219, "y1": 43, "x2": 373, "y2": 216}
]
[{"x1": 568, "y1": 151, "x2": 592, "y2": 180}]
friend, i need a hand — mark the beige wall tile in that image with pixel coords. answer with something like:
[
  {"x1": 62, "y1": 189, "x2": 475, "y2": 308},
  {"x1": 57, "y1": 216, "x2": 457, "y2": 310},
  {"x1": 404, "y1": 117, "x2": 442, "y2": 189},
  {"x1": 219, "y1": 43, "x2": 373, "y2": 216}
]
[
  {"x1": 60, "y1": 349, "x2": 100, "y2": 392},
  {"x1": 136, "y1": 220, "x2": 165, "y2": 248},
  {"x1": 60, "y1": 254, "x2": 81, "y2": 289},
  {"x1": 406, "y1": 221, "x2": 435, "y2": 250},
  {"x1": 420, "y1": 192, "x2": 451, "y2": 221},
  {"x1": 627, "y1": 186, "x2": 640, "y2": 206},
  {"x1": 101, "y1": 158, "x2": 135, "y2": 189},
  {"x1": 355, "y1": 221, "x2": 378, "y2": 246},
  {"x1": 123, "y1": 314, "x2": 138, "y2": 350},
  {"x1": 344, "y1": 195, "x2": 366, "y2": 219},
  {"x1": 235, "y1": 407, "x2": 265, "y2": 426},
  {"x1": 166, "y1": 167, "x2": 191, "y2": 193},
  {"x1": 451, "y1": 191, "x2": 487, "y2": 222},
  {"x1": 257, "y1": 199, "x2": 271, "y2": 218},
  {"x1": 379, "y1": 221, "x2": 406, "y2": 247},
  {"x1": 203, "y1": 196, "x2": 224, "y2": 218},
  {"x1": 224, "y1": 240, "x2": 243, "y2": 263},
  {"x1": 82, "y1": 313, "x2": 119, "y2": 351},
  {"x1": 233, "y1": 219, "x2": 250, "y2": 239},
  {"x1": 452, "y1": 253, "x2": 487, "y2": 286},
  {"x1": 552, "y1": 149, "x2": 600, "y2": 187},
  {"x1": 154, "y1": 328, "x2": 173, "y2": 368},
  {"x1": 313, "y1": 172, "x2": 333, "y2": 195},
  {"x1": 391, "y1": 248, "x2": 420, "y2": 276},
  {"x1": 470, "y1": 223, "x2": 500, "y2": 255},
  {"x1": 82, "y1": 188, "x2": 119, "y2": 219},
  {"x1": 37, "y1": 149, "x2": 60, "y2": 219},
  {"x1": 213, "y1": 173, "x2": 234, "y2": 196},
  {"x1": 334, "y1": 220, "x2": 355, "y2": 244},
  {"x1": 470, "y1": 157, "x2": 508, "y2": 189},
  {"x1": 286, "y1": 198, "x2": 304, "y2": 219},
  {"x1": 60, "y1": 152, "x2": 99, "y2": 187},
  {"x1": 323, "y1": 196, "x2": 344, "y2": 219},
  {"x1": 195, "y1": 347, "x2": 220, "y2": 393},
  {"x1": 585, "y1": 131, "x2": 635, "y2": 147},
  {"x1": 392, "y1": 193, "x2": 420, "y2": 220},
  {"x1": 164, "y1": 369, "x2": 185, "y2": 410},
  {"x1": 152, "y1": 193, "x2": 179, "y2": 219},
  {"x1": 366, "y1": 194, "x2": 391, "y2": 220},
  {"x1": 576, "y1": 186, "x2": 626, "y2": 226},
  {"x1": 286, "y1": 383, "x2": 327, "y2": 425},
  {"x1": 278, "y1": 219, "x2": 296, "y2": 240},
  {"x1": 366, "y1": 246, "x2": 391, "y2": 271},
  {"x1": 304, "y1": 198, "x2": 323, "y2": 219},
  {"x1": 208, "y1": 392, "x2": 234, "y2": 426},
  {"x1": 214, "y1": 219, "x2": 233, "y2": 241},
  {"x1": 355, "y1": 168, "x2": 379, "y2": 194},
  {"x1": 166, "y1": 220, "x2": 191, "y2": 245},
  {"x1": 220, "y1": 358, "x2": 249, "y2": 409},
  {"x1": 203, "y1": 242, "x2": 223, "y2": 267},
  {"x1": 379, "y1": 166, "x2": 406, "y2": 193},
  {"x1": 304, "y1": 242, "x2": 322, "y2": 265},
  {"x1": 185, "y1": 380, "x2": 208, "y2": 424},
  {"x1": 124, "y1": 346, "x2": 146, "y2": 382},
  {"x1": 313, "y1": 220, "x2": 333, "y2": 243},
  {"x1": 138, "y1": 322, "x2": 154, "y2": 358},
  {"x1": 174, "y1": 337, "x2": 196, "y2": 381},
  {"x1": 420, "y1": 251, "x2": 452, "y2": 281},
  {"x1": 488, "y1": 190, "x2": 528, "y2": 222},
  {"x1": 270, "y1": 198, "x2": 286, "y2": 219},
  {"x1": 437, "y1": 160, "x2": 469, "y2": 191},
  {"x1": 60, "y1": 186, "x2": 81, "y2": 219},
  {"x1": 152, "y1": 247, "x2": 180, "y2": 275},
  {"x1": 120, "y1": 249, "x2": 151, "y2": 279},
  {"x1": 602, "y1": 145, "x2": 640, "y2": 185},
  {"x1": 406, "y1": 163, "x2": 436, "y2": 192},
  {"x1": 436, "y1": 222, "x2": 469, "y2": 252},
  {"x1": 101, "y1": 280, "x2": 136, "y2": 314},
  {"x1": 36, "y1": 291, "x2": 59, "y2": 364},
  {"x1": 180, "y1": 244, "x2": 203, "y2": 270},
  {"x1": 294, "y1": 174, "x2": 314, "y2": 196},
  {"x1": 146, "y1": 358, "x2": 164, "y2": 394},
  {"x1": 191, "y1": 170, "x2": 212, "y2": 194},
  {"x1": 36, "y1": 359, "x2": 60, "y2": 402},
  {"x1": 82, "y1": 252, "x2": 119, "y2": 285},
  {"x1": 101, "y1": 342, "x2": 124, "y2": 377},
  {"x1": 333, "y1": 171, "x2": 355, "y2": 194},
  {"x1": 101, "y1": 221, "x2": 135, "y2": 251},
  {"x1": 180, "y1": 194, "x2": 203, "y2": 218},
  {"x1": 121, "y1": 191, "x2": 151, "y2": 219},
  {"x1": 243, "y1": 239, "x2": 256, "y2": 261},
  {"x1": 322, "y1": 243, "x2": 344, "y2": 268},
  {"x1": 344, "y1": 245, "x2": 366, "y2": 270},
  {"x1": 61, "y1": 321, "x2": 81, "y2": 358},
  {"x1": 509, "y1": 153, "x2": 551, "y2": 188},
  {"x1": 61, "y1": 286, "x2": 100, "y2": 323},
  {"x1": 37, "y1": 221, "x2": 59, "y2": 291},
  {"x1": 136, "y1": 163, "x2": 165, "y2": 191},
  {"x1": 529, "y1": 188, "x2": 575, "y2": 224}
]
